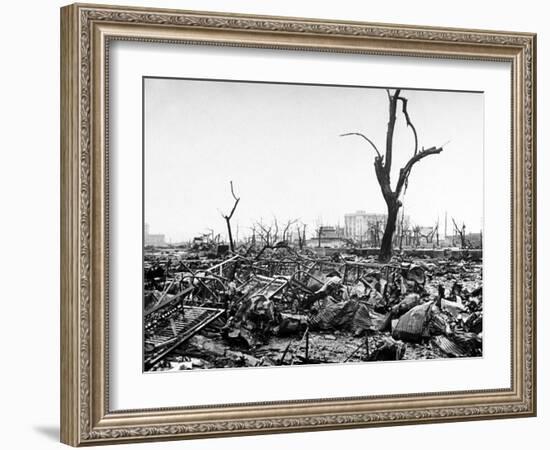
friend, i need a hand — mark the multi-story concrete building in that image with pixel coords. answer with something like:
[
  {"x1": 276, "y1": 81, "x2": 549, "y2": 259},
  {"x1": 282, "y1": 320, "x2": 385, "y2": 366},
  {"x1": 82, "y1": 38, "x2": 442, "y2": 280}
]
[
  {"x1": 144, "y1": 223, "x2": 166, "y2": 247},
  {"x1": 344, "y1": 211, "x2": 386, "y2": 243}
]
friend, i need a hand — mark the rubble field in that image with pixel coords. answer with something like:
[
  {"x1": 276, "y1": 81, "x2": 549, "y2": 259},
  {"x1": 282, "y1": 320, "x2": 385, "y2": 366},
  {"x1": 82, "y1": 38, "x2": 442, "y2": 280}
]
[{"x1": 143, "y1": 245, "x2": 482, "y2": 372}]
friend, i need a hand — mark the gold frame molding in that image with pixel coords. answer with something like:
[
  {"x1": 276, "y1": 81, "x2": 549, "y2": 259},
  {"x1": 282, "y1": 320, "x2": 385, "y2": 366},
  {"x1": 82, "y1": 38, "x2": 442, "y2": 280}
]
[{"x1": 60, "y1": 3, "x2": 536, "y2": 446}]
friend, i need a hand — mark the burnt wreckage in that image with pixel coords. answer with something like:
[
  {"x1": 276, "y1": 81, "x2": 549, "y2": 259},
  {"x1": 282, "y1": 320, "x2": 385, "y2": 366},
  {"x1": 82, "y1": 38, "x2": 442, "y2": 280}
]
[{"x1": 144, "y1": 245, "x2": 482, "y2": 371}]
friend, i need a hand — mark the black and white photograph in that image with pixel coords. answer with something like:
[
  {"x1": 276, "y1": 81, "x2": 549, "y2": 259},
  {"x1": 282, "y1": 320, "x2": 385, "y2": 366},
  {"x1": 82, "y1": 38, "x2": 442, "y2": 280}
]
[{"x1": 143, "y1": 77, "x2": 484, "y2": 372}]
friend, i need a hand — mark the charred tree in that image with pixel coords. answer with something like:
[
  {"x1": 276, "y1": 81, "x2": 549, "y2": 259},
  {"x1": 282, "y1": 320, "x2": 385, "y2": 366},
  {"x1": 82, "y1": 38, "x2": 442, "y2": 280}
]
[
  {"x1": 452, "y1": 218, "x2": 467, "y2": 249},
  {"x1": 398, "y1": 207, "x2": 406, "y2": 251},
  {"x1": 221, "y1": 181, "x2": 240, "y2": 252},
  {"x1": 341, "y1": 89, "x2": 444, "y2": 262},
  {"x1": 272, "y1": 217, "x2": 280, "y2": 244},
  {"x1": 282, "y1": 219, "x2": 297, "y2": 243},
  {"x1": 296, "y1": 223, "x2": 307, "y2": 250},
  {"x1": 256, "y1": 220, "x2": 274, "y2": 247}
]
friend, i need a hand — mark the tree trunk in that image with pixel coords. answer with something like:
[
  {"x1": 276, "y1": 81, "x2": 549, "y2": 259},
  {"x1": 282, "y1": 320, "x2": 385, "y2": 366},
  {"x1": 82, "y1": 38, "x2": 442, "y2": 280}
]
[
  {"x1": 379, "y1": 199, "x2": 400, "y2": 263},
  {"x1": 225, "y1": 217, "x2": 234, "y2": 252},
  {"x1": 221, "y1": 181, "x2": 240, "y2": 253}
]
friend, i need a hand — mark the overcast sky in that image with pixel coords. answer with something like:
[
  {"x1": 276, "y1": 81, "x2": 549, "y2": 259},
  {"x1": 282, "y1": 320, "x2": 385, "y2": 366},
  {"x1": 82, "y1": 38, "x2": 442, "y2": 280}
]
[{"x1": 144, "y1": 77, "x2": 483, "y2": 242}]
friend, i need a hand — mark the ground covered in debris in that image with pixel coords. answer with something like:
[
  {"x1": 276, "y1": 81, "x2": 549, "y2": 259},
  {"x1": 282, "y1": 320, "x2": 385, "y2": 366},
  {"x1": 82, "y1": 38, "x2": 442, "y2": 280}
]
[{"x1": 144, "y1": 245, "x2": 482, "y2": 372}]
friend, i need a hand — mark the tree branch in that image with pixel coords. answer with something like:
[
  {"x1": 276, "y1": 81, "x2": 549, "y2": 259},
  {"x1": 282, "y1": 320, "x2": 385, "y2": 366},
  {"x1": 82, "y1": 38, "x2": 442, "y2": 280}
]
[
  {"x1": 452, "y1": 218, "x2": 463, "y2": 236},
  {"x1": 340, "y1": 132, "x2": 381, "y2": 158},
  {"x1": 230, "y1": 180, "x2": 238, "y2": 202},
  {"x1": 223, "y1": 180, "x2": 240, "y2": 220},
  {"x1": 396, "y1": 96, "x2": 418, "y2": 156},
  {"x1": 395, "y1": 146, "x2": 443, "y2": 196},
  {"x1": 282, "y1": 219, "x2": 298, "y2": 241},
  {"x1": 256, "y1": 221, "x2": 273, "y2": 246}
]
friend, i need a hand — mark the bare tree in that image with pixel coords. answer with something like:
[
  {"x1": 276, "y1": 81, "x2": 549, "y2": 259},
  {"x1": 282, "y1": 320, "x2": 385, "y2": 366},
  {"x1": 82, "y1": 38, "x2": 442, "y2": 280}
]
[
  {"x1": 248, "y1": 224, "x2": 257, "y2": 248},
  {"x1": 412, "y1": 225, "x2": 421, "y2": 247},
  {"x1": 221, "y1": 181, "x2": 240, "y2": 252},
  {"x1": 282, "y1": 219, "x2": 298, "y2": 243},
  {"x1": 398, "y1": 207, "x2": 406, "y2": 250},
  {"x1": 256, "y1": 220, "x2": 274, "y2": 247},
  {"x1": 295, "y1": 222, "x2": 307, "y2": 250},
  {"x1": 418, "y1": 225, "x2": 437, "y2": 245},
  {"x1": 452, "y1": 218, "x2": 466, "y2": 249},
  {"x1": 369, "y1": 220, "x2": 382, "y2": 247},
  {"x1": 272, "y1": 217, "x2": 280, "y2": 244},
  {"x1": 341, "y1": 89, "x2": 444, "y2": 262}
]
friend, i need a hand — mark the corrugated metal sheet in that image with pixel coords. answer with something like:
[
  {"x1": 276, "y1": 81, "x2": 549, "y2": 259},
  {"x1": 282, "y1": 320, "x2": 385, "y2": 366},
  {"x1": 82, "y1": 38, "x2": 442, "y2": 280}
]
[
  {"x1": 432, "y1": 335, "x2": 468, "y2": 357},
  {"x1": 392, "y1": 301, "x2": 432, "y2": 342}
]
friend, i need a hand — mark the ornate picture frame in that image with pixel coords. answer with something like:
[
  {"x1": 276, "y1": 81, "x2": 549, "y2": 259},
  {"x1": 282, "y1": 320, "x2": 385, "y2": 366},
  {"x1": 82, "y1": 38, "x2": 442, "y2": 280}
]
[{"x1": 60, "y1": 3, "x2": 536, "y2": 446}]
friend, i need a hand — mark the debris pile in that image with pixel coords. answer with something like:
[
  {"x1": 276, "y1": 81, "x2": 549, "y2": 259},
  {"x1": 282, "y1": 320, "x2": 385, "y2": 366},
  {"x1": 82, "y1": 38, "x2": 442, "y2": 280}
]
[{"x1": 144, "y1": 245, "x2": 482, "y2": 371}]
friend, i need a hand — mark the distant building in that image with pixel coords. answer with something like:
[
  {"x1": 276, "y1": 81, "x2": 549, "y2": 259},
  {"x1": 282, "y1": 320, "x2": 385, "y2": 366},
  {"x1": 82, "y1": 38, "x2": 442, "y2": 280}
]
[
  {"x1": 344, "y1": 211, "x2": 387, "y2": 243},
  {"x1": 306, "y1": 226, "x2": 349, "y2": 249},
  {"x1": 144, "y1": 223, "x2": 166, "y2": 247},
  {"x1": 344, "y1": 210, "x2": 413, "y2": 247},
  {"x1": 319, "y1": 226, "x2": 345, "y2": 239}
]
